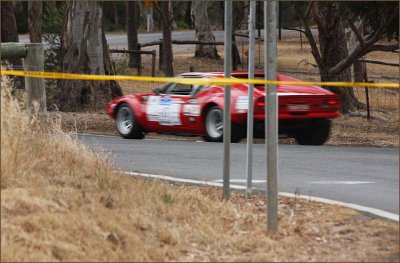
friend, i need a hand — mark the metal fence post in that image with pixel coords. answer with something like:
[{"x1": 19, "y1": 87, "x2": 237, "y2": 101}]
[
  {"x1": 246, "y1": 0, "x2": 256, "y2": 196},
  {"x1": 265, "y1": 0, "x2": 278, "y2": 232},
  {"x1": 223, "y1": 0, "x2": 233, "y2": 199}
]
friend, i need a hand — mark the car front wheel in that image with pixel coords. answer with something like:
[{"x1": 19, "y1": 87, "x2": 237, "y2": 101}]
[
  {"x1": 116, "y1": 103, "x2": 145, "y2": 139},
  {"x1": 204, "y1": 105, "x2": 243, "y2": 143},
  {"x1": 294, "y1": 119, "x2": 331, "y2": 145}
]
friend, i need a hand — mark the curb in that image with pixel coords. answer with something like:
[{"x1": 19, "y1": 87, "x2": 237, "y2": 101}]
[{"x1": 120, "y1": 171, "x2": 399, "y2": 222}]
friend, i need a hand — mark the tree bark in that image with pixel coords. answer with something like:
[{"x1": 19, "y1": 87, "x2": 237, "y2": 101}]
[
  {"x1": 184, "y1": 1, "x2": 193, "y2": 28},
  {"x1": 349, "y1": 19, "x2": 368, "y2": 90},
  {"x1": 191, "y1": 1, "x2": 219, "y2": 59},
  {"x1": 1, "y1": 2, "x2": 19, "y2": 42},
  {"x1": 312, "y1": 2, "x2": 362, "y2": 113},
  {"x1": 158, "y1": 1, "x2": 174, "y2": 76},
  {"x1": 28, "y1": 1, "x2": 43, "y2": 43},
  {"x1": 232, "y1": 1, "x2": 245, "y2": 69},
  {"x1": 126, "y1": 1, "x2": 139, "y2": 68},
  {"x1": 1, "y1": 1, "x2": 24, "y2": 90},
  {"x1": 52, "y1": 1, "x2": 122, "y2": 111}
]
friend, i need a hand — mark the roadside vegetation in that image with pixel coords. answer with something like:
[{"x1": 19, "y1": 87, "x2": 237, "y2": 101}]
[{"x1": 1, "y1": 76, "x2": 399, "y2": 261}]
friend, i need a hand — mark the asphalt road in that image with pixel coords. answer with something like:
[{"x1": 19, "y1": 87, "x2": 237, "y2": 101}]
[
  {"x1": 79, "y1": 134, "x2": 399, "y2": 214},
  {"x1": 19, "y1": 29, "x2": 313, "y2": 49}
]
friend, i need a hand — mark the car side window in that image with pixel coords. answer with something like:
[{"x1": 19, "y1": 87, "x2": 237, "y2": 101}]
[
  {"x1": 169, "y1": 83, "x2": 193, "y2": 95},
  {"x1": 157, "y1": 82, "x2": 173, "y2": 94},
  {"x1": 193, "y1": 85, "x2": 209, "y2": 95}
]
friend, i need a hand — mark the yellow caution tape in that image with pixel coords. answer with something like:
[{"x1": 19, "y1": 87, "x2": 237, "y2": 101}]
[{"x1": 1, "y1": 70, "x2": 399, "y2": 88}]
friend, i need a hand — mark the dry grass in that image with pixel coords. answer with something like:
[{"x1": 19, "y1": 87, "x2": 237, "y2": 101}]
[{"x1": 1, "y1": 74, "x2": 400, "y2": 262}]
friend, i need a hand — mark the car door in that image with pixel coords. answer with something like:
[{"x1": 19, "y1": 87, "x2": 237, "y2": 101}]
[{"x1": 144, "y1": 82, "x2": 195, "y2": 133}]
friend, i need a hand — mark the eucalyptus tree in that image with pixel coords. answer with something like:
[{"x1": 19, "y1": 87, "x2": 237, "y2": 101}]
[
  {"x1": 127, "y1": 1, "x2": 140, "y2": 68},
  {"x1": 155, "y1": 1, "x2": 175, "y2": 76},
  {"x1": 1, "y1": 1, "x2": 24, "y2": 90},
  {"x1": 52, "y1": 1, "x2": 122, "y2": 111},
  {"x1": 28, "y1": 1, "x2": 42, "y2": 43},
  {"x1": 294, "y1": 1, "x2": 399, "y2": 112},
  {"x1": 191, "y1": 1, "x2": 219, "y2": 59}
]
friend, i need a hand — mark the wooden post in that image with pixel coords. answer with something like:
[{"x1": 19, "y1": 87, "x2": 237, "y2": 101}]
[
  {"x1": 137, "y1": 44, "x2": 142, "y2": 76},
  {"x1": 151, "y1": 50, "x2": 156, "y2": 77},
  {"x1": 159, "y1": 42, "x2": 163, "y2": 71},
  {"x1": 300, "y1": 23, "x2": 303, "y2": 51},
  {"x1": 23, "y1": 43, "x2": 46, "y2": 115},
  {"x1": 365, "y1": 87, "x2": 370, "y2": 120},
  {"x1": 1, "y1": 42, "x2": 27, "y2": 58}
]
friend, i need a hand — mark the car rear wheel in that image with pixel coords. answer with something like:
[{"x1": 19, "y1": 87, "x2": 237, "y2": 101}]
[
  {"x1": 116, "y1": 103, "x2": 145, "y2": 139},
  {"x1": 204, "y1": 106, "x2": 243, "y2": 143},
  {"x1": 294, "y1": 119, "x2": 331, "y2": 145}
]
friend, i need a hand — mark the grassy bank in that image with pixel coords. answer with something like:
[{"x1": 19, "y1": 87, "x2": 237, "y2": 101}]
[{"x1": 1, "y1": 76, "x2": 399, "y2": 261}]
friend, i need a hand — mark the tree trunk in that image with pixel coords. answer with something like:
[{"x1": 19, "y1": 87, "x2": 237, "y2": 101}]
[
  {"x1": 314, "y1": 2, "x2": 362, "y2": 113},
  {"x1": 112, "y1": 2, "x2": 119, "y2": 27},
  {"x1": 1, "y1": 1, "x2": 24, "y2": 90},
  {"x1": 232, "y1": 35, "x2": 241, "y2": 70},
  {"x1": 349, "y1": 19, "x2": 368, "y2": 93},
  {"x1": 191, "y1": 1, "x2": 219, "y2": 59},
  {"x1": 28, "y1": 1, "x2": 43, "y2": 43},
  {"x1": 232, "y1": 2, "x2": 244, "y2": 69},
  {"x1": 161, "y1": 1, "x2": 174, "y2": 76},
  {"x1": 127, "y1": 1, "x2": 139, "y2": 68},
  {"x1": 1, "y1": 2, "x2": 19, "y2": 42},
  {"x1": 52, "y1": 1, "x2": 122, "y2": 111},
  {"x1": 184, "y1": 1, "x2": 193, "y2": 28}
]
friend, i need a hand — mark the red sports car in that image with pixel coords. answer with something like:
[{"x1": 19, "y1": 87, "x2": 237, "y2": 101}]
[{"x1": 106, "y1": 72, "x2": 340, "y2": 145}]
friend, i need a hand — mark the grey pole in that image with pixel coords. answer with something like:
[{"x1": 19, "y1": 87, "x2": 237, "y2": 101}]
[
  {"x1": 223, "y1": 0, "x2": 232, "y2": 199},
  {"x1": 246, "y1": 1, "x2": 256, "y2": 196},
  {"x1": 264, "y1": 1, "x2": 278, "y2": 231}
]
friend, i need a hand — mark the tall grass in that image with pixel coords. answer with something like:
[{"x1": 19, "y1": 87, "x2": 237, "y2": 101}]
[{"x1": 1, "y1": 75, "x2": 398, "y2": 261}]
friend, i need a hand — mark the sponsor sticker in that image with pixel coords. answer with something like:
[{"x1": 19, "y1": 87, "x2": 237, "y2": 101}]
[
  {"x1": 183, "y1": 104, "x2": 201, "y2": 116},
  {"x1": 146, "y1": 96, "x2": 182, "y2": 125},
  {"x1": 235, "y1": 96, "x2": 249, "y2": 112}
]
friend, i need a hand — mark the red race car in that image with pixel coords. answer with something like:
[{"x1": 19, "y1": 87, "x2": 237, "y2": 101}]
[{"x1": 106, "y1": 72, "x2": 340, "y2": 145}]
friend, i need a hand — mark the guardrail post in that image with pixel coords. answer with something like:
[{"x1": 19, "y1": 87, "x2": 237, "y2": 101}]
[{"x1": 24, "y1": 43, "x2": 46, "y2": 115}]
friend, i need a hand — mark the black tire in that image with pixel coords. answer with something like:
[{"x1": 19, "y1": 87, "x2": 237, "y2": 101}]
[
  {"x1": 203, "y1": 105, "x2": 243, "y2": 143},
  {"x1": 115, "y1": 103, "x2": 145, "y2": 139},
  {"x1": 294, "y1": 119, "x2": 331, "y2": 145}
]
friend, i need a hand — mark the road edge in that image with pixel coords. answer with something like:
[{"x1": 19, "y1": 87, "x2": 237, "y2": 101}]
[{"x1": 120, "y1": 171, "x2": 399, "y2": 222}]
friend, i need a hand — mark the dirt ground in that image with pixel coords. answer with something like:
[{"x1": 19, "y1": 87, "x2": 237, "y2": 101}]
[{"x1": 51, "y1": 110, "x2": 399, "y2": 148}]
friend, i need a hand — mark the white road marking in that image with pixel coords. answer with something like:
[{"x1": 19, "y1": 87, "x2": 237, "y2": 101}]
[
  {"x1": 121, "y1": 171, "x2": 246, "y2": 190},
  {"x1": 309, "y1": 181, "x2": 375, "y2": 185},
  {"x1": 213, "y1": 179, "x2": 266, "y2": 183},
  {"x1": 117, "y1": 171, "x2": 399, "y2": 222}
]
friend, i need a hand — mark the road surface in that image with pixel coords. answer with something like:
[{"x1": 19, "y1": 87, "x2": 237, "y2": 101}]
[
  {"x1": 19, "y1": 29, "x2": 314, "y2": 50},
  {"x1": 79, "y1": 134, "x2": 399, "y2": 215}
]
